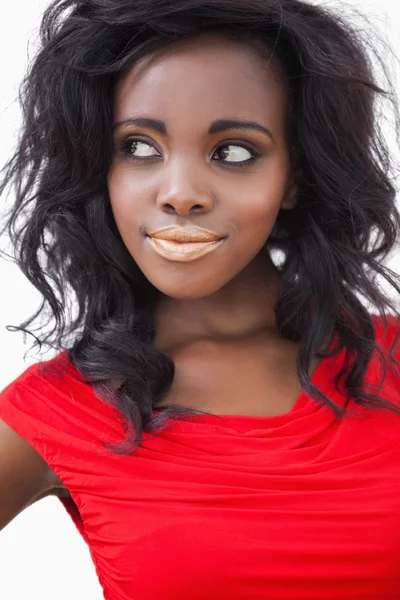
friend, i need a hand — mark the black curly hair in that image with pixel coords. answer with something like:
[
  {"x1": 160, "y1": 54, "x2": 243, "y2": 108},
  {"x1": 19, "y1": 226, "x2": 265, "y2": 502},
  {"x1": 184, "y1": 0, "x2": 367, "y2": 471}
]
[{"x1": 1, "y1": 0, "x2": 400, "y2": 455}]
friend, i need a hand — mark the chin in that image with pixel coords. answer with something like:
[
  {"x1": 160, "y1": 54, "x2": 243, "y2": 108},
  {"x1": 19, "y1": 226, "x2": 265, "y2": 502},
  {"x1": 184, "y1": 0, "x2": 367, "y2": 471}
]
[
  {"x1": 155, "y1": 285, "x2": 216, "y2": 300},
  {"x1": 148, "y1": 276, "x2": 226, "y2": 300}
]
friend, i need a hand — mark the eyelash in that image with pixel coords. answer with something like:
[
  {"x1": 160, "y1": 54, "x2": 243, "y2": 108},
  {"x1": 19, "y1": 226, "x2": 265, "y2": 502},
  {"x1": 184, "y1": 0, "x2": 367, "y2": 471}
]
[{"x1": 118, "y1": 137, "x2": 262, "y2": 168}]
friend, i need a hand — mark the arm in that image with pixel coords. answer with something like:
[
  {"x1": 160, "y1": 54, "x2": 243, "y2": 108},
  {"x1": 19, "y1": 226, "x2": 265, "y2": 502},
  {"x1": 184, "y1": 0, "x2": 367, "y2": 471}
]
[{"x1": 0, "y1": 418, "x2": 63, "y2": 531}]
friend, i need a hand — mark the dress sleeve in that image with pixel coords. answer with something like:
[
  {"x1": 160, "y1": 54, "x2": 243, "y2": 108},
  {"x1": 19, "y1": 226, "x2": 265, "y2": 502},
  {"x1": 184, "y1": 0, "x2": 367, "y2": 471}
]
[
  {"x1": 0, "y1": 351, "x2": 121, "y2": 542},
  {"x1": 0, "y1": 352, "x2": 96, "y2": 457},
  {"x1": 0, "y1": 358, "x2": 70, "y2": 474}
]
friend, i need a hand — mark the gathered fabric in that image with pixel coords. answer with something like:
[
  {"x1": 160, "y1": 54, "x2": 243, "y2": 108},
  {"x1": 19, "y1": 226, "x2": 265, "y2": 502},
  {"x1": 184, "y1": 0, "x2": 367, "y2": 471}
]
[{"x1": 1, "y1": 313, "x2": 400, "y2": 599}]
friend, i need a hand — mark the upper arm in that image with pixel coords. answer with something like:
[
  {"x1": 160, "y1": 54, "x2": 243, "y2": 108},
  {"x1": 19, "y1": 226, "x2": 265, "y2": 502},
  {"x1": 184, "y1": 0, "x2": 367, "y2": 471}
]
[{"x1": 0, "y1": 417, "x2": 62, "y2": 531}]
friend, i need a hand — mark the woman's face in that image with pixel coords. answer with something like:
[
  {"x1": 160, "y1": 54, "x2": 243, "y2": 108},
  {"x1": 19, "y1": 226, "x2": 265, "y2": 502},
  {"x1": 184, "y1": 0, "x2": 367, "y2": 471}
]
[{"x1": 108, "y1": 33, "x2": 297, "y2": 299}]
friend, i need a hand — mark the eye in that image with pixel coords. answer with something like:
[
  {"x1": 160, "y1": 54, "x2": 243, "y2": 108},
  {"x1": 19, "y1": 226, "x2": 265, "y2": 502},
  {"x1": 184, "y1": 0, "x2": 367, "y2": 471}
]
[
  {"x1": 212, "y1": 143, "x2": 261, "y2": 167},
  {"x1": 119, "y1": 137, "x2": 261, "y2": 167},
  {"x1": 120, "y1": 138, "x2": 160, "y2": 160}
]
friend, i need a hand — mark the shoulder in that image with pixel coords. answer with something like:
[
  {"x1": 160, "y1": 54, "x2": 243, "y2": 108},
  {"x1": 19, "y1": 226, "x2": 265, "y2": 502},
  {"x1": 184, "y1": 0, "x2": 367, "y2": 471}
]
[
  {"x1": 370, "y1": 312, "x2": 400, "y2": 335},
  {"x1": 370, "y1": 313, "x2": 400, "y2": 358},
  {"x1": 0, "y1": 349, "x2": 122, "y2": 454}
]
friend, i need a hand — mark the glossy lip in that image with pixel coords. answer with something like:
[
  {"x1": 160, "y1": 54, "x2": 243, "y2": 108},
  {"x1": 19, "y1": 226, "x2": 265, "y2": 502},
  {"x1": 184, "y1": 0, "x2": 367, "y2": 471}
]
[
  {"x1": 146, "y1": 236, "x2": 225, "y2": 263},
  {"x1": 146, "y1": 225, "x2": 227, "y2": 262},
  {"x1": 147, "y1": 225, "x2": 225, "y2": 243}
]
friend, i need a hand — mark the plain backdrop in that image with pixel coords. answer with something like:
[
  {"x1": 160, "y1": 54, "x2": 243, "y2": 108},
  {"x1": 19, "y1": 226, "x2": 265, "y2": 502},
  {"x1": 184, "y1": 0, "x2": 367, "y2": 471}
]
[{"x1": 0, "y1": 1, "x2": 399, "y2": 599}]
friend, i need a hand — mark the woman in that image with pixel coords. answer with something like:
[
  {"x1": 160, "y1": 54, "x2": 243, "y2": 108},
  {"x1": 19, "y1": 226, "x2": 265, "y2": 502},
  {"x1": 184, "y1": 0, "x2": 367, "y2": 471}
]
[{"x1": 1, "y1": 0, "x2": 400, "y2": 597}]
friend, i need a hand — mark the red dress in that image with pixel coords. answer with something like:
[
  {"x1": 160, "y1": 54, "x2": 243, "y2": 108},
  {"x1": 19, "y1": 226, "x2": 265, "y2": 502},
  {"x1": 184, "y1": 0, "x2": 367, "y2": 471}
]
[{"x1": 1, "y1": 313, "x2": 400, "y2": 600}]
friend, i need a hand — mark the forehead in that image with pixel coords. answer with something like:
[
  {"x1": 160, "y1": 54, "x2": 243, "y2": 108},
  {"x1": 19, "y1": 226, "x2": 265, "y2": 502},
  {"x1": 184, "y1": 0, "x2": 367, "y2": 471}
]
[{"x1": 112, "y1": 35, "x2": 288, "y2": 138}]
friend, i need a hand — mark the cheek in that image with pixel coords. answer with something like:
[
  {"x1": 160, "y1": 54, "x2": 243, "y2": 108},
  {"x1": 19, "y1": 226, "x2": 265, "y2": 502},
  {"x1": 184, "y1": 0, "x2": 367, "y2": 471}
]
[
  {"x1": 234, "y1": 160, "x2": 290, "y2": 239},
  {"x1": 232, "y1": 192, "x2": 283, "y2": 245},
  {"x1": 107, "y1": 167, "x2": 145, "y2": 236}
]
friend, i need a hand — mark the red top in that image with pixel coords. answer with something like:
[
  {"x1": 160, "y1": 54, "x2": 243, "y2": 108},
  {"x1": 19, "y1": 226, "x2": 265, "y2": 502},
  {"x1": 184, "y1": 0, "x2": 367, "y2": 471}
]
[{"x1": 1, "y1": 313, "x2": 400, "y2": 600}]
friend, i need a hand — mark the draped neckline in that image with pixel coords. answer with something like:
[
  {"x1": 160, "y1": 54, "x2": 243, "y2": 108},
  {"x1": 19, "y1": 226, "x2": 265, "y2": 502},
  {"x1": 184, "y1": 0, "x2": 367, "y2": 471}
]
[{"x1": 151, "y1": 332, "x2": 346, "y2": 434}]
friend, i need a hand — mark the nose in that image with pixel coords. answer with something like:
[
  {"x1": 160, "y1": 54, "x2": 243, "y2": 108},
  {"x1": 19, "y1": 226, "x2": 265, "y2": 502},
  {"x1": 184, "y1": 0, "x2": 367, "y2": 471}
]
[{"x1": 156, "y1": 165, "x2": 214, "y2": 215}]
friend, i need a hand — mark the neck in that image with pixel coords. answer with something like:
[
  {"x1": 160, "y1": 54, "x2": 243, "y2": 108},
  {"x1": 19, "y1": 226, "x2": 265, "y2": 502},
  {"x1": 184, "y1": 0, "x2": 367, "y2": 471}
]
[{"x1": 153, "y1": 251, "x2": 282, "y2": 352}]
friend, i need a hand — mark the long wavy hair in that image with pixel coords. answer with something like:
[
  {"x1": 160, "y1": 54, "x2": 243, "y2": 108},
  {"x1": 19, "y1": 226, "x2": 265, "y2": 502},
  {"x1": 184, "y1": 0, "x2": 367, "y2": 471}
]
[{"x1": 1, "y1": 0, "x2": 400, "y2": 455}]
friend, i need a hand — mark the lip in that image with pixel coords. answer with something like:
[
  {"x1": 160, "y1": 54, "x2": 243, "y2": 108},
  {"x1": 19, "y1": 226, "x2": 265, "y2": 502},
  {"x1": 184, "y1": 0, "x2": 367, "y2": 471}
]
[
  {"x1": 146, "y1": 236, "x2": 225, "y2": 262},
  {"x1": 147, "y1": 225, "x2": 225, "y2": 243},
  {"x1": 146, "y1": 225, "x2": 226, "y2": 263}
]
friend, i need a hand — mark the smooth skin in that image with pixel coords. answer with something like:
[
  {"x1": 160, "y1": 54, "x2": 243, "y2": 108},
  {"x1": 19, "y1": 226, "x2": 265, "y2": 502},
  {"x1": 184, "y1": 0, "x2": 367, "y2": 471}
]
[{"x1": 1, "y1": 33, "x2": 322, "y2": 529}]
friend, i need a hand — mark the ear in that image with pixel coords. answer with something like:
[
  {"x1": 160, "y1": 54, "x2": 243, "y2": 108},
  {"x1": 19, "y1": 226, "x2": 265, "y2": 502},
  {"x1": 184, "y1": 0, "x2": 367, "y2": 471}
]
[
  {"x1": 280, "y1": 160, "x2": 302, "y2": 211},
  {"x1": 281, "y1": 178, "x2": 298, "y2": 210}
]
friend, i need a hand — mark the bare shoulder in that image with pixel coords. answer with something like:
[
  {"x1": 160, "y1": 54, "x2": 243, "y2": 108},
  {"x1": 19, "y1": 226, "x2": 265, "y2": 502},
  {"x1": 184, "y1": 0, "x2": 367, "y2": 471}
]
[{"x1": 0, "y1": 418, "x2": 69, "y2": 530}]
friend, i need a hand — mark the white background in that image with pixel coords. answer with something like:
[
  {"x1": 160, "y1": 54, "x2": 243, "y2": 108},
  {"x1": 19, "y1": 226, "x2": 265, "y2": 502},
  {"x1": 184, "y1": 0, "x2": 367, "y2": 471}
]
[{"x1": 0, "y1": 1, "x2": 399, "y2": 599}]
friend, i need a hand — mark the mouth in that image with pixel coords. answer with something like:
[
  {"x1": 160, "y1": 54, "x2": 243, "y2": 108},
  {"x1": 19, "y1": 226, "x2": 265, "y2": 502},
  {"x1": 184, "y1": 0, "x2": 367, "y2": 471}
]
[
  {"x1": 148, "y1": 224, "x2": 224, "y2": 243},
  {"x1": 146, "y1": 225, "x2": 226, "y2": 263}
]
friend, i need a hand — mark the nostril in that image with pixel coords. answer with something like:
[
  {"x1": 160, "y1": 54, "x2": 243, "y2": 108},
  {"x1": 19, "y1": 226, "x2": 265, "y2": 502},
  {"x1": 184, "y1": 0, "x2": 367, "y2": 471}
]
[{"x1": 163, "y1": 203, "x2": 204, "y2": 214}]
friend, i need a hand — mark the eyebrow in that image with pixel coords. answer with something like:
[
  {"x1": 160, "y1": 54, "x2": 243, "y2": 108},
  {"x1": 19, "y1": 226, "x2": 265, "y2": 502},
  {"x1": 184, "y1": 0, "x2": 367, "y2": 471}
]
[{"x1": 112, "y1": 117, "x2": 274, "y2": 142}]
